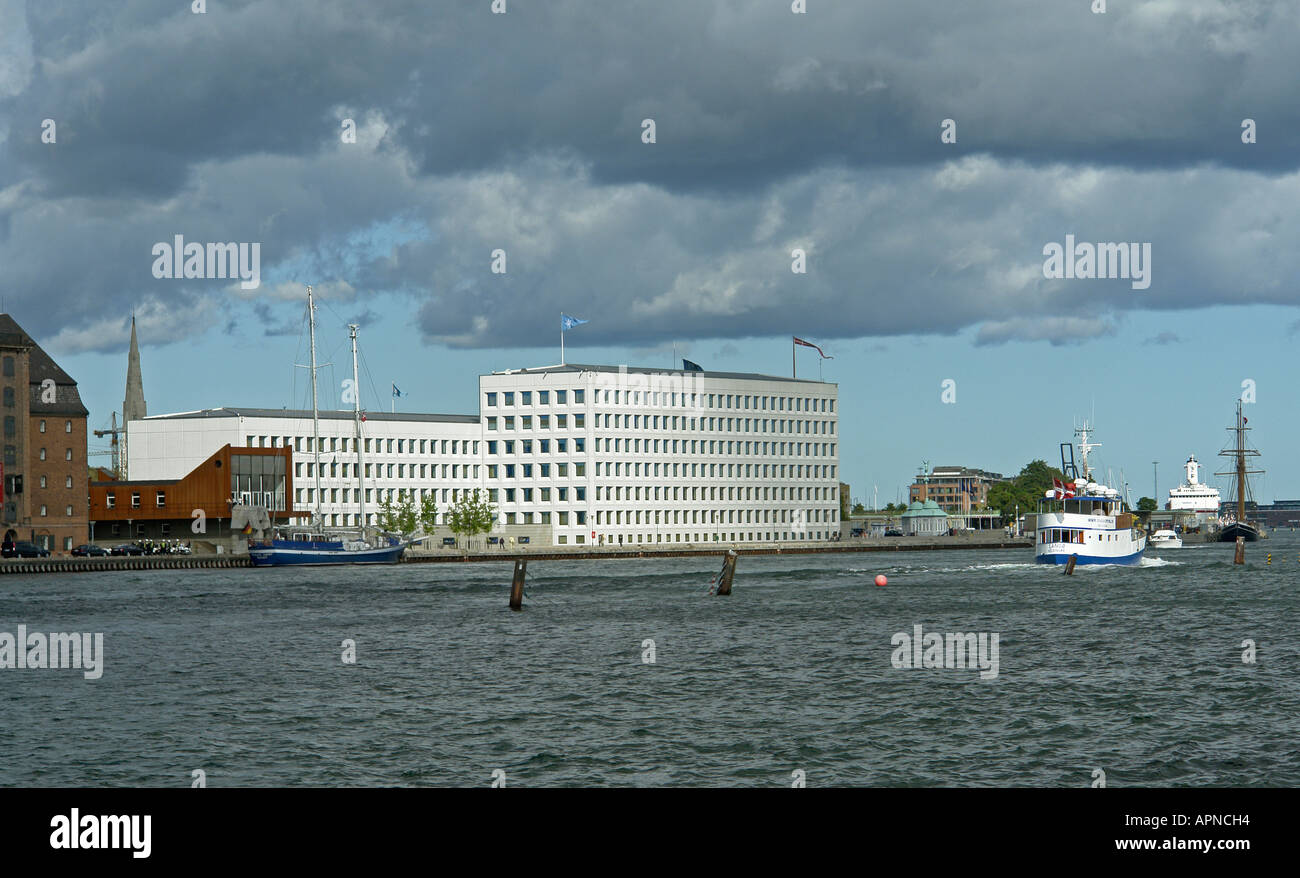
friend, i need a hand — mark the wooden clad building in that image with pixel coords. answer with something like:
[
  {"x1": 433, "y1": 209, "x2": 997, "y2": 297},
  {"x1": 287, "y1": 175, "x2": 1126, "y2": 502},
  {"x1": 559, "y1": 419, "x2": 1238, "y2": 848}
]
[{"x1": 89, "y1": 444, "x2": 300, "y2": 543}]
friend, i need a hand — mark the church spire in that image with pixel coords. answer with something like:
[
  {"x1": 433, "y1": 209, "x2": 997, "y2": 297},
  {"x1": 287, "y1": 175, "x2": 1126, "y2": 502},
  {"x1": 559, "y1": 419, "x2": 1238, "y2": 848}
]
[{"x1": 123, "y1": 316, "x2": 147, "y2": 423}]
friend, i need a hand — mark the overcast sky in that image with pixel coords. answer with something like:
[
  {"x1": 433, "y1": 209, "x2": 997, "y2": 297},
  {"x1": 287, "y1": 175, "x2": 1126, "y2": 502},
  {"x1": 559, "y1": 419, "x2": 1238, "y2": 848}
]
[{"x1": 2, "y1": 0, "x2": 1298, "y2": 502}]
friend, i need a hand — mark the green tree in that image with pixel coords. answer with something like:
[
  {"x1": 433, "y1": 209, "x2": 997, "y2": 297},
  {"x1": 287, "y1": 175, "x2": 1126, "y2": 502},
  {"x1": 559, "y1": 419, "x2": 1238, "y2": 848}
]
[
  {"x1": 419, "y1": 491, "x2": 438, "y2": 534},
  {"x1": 852, "y1": 502, "x2": 867, "y2": 515},
  {"x1": 377, "y1": 489, "x2": 418, "y2": 535},
  {"x1": 987, "y1": 459, "x2": 1066, "y2": 521},
  {"x1": 447, "y1": 488, "x2": 497, "y2": 550},
  {"x1": 1136, "y1": 497, "x2": 1158, "y2": 513}
]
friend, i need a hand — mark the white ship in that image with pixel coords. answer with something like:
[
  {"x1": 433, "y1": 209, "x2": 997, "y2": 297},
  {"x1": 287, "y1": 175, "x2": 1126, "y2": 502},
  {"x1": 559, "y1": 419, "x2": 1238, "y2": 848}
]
[
  {"x1": 1033, "y1": 424, "x2": 1147, "y2": 566},
  {"x1": 1167, "y1": 454, "x2": 1221, "y2": 514}
]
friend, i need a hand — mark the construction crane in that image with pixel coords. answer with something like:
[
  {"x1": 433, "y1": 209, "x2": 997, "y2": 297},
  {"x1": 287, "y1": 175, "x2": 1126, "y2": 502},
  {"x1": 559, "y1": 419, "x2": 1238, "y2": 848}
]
[{"x1": 92, "y1": 412, "x2": 125, "y2": 479}]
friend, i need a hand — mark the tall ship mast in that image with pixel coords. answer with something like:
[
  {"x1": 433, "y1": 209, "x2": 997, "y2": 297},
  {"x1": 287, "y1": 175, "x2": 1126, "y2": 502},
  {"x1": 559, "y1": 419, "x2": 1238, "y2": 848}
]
[
  {"x1": 350, "y1": 323, "x2": 366, "y2": 537},
  {"x1": 307, "y1": 285, "x2": 323, "y2": 531},
  {"x1": 246, "y1": 286, "x2": 406, "y2": 567},
  {"x1": 1215, "y1": 400, "x2": 1263, "y2": 542}
]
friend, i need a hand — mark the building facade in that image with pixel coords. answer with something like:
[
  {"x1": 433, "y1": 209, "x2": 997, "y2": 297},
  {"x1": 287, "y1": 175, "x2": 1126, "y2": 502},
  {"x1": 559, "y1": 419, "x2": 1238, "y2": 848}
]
[
  {"x1": 126, "y1": 363, "x2": 841, "y2": 546},
  {"x1": 910, "y1": 465, "x2": 1003, "y2": 512},
  {"x1": 128, "y1": 407, "x2": 483, "y2": 531},
  {"x1": 90, "y1": 444, "x2": 294, "y2": 542},
  {"x1": 480, "y1": 364, "x2": 840, "y2": 546},
  {"x1": 0, "y1": 314, "x2": 89, "y2": 553}
]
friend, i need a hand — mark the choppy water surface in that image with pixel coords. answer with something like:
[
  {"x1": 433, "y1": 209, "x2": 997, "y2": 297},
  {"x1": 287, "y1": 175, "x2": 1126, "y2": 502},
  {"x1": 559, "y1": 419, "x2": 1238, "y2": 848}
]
[{"x1": 3, "y1": 534, "x2": 1299, "y2": 787}]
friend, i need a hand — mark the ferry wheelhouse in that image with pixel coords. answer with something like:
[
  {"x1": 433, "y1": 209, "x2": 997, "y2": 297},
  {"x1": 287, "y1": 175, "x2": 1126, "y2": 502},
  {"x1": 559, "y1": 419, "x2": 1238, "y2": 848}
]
[{"x1": 1033, "y1": 425, "x2": 1146, "y2": 566}]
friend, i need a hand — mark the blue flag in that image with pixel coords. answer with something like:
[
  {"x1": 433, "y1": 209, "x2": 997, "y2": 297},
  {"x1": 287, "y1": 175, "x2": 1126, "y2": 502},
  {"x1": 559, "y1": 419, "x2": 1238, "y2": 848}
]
[
  {"x1": 560, "y1": 313, "x2": 588, "y2": 331},
  {"x1": 392, "y1": 384, "x2": 403, "y2": 398},
  {"x1": 682, "y1": 359, "x2": 703, "y2": 372}
]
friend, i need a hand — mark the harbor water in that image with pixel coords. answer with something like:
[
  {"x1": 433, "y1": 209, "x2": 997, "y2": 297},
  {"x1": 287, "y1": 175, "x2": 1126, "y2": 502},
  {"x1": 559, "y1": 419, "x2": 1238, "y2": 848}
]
[{"x1": 3, "y1": 533, "x2": 1298, "y2": 787}]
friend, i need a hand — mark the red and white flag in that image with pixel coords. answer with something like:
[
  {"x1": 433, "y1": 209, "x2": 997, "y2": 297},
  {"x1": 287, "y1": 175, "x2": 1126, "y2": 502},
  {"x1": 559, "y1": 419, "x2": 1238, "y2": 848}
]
[{"x1": 793, "y1": 337, "x2": 832, "y2": 358}]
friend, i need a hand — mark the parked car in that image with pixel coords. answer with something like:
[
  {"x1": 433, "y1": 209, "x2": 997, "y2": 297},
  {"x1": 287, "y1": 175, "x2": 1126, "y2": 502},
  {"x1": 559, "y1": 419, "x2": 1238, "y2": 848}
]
[
  {"x1": 884, "y1": 528, "x2": 904, "y2": 537},
  {"x1": 2, "y1": 540, "x2": 51, "y2": 558},
  {"x1": 110, "y1": 544, "x2": 145, "y2": 556},
  {"x1": 71, "y1": 544, "x2": 110, "y2": 557}
]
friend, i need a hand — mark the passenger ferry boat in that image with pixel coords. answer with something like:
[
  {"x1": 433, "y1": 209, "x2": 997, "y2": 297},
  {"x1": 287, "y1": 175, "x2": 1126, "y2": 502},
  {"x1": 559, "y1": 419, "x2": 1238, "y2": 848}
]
[{"x1": 1033, "y1": 424, "x2": 1146, "y2": 566}]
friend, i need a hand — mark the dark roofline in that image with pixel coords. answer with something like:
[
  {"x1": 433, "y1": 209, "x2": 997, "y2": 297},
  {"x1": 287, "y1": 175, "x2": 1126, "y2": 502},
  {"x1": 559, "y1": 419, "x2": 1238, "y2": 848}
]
[
  {"x1": 142, "y1": 407, "x2": 479, "y2": 424},
  {"x1": 490, "y1": 362, "x2": 836, "y2": 386}
]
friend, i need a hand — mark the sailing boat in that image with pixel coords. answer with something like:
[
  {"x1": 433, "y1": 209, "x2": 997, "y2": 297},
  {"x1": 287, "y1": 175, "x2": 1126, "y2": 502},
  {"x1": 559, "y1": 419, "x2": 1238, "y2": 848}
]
[
  {"x1": 248, "y1": 286, "x2": 406, "y2": 567},
  {"x1": 1215, "y1": 400, "x2": 1263, "y2": 543}
]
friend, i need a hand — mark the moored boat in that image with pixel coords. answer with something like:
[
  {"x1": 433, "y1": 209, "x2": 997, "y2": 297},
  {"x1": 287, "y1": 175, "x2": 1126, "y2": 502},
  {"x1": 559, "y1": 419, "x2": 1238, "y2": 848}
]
[
  {"x1": 249, "y1": 287, "x2": 407, "y2": 567},
  {"x1": 249, "y1": 533, "x2": 404, "y2": 566},
  {"x1": 1215, "y1": 401, "x2": 1263, "y2": 543}
]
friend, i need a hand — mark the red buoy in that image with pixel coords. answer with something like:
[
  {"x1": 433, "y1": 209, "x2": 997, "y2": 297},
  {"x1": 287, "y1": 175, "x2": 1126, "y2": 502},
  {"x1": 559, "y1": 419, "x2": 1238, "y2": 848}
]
[{"x1": 874, "y1": 574, "x2": 887, "y2": 587}]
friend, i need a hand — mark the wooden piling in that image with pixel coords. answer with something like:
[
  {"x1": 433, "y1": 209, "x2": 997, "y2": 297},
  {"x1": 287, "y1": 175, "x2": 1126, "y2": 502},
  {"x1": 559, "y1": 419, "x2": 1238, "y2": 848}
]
[
  {"x1": 1234, "y1": 536, "x2": 1245, "y2": 565},
  {"x1": 1064, "y1": 554, "x2": 1077, "y2": 575},
  {"x1": 715, "y1": 550, "x2": 738, "y2": 596},
  {"x1": 509, "y1": 559, "x2": 526, "y2": 611}
]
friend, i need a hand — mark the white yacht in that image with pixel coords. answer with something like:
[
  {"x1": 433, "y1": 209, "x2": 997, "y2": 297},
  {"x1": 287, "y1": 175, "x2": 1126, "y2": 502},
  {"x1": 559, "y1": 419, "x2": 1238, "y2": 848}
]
[
  {"x1": 1032, "y1": 424, "x2": 1147, "y2": 566},
  {"x1": 1149, "y1": 529, "x2": 1183, "y2": 550}
]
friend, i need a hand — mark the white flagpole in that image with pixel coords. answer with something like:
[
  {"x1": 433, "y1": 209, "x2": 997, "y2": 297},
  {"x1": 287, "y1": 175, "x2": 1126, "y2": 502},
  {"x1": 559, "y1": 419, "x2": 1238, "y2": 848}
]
[{"x1": 561, "y1": 319, "x2": 565, "y2": 365}]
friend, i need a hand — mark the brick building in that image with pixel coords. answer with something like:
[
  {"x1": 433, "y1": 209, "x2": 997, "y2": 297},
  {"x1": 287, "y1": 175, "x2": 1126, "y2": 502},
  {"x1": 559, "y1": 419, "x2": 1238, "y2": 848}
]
[
  {"x1": 909, "y1": 465, "x2": 1003, "y2": 513},
  {"x1": 0, "y1": 314, "x2": 90, "y2": 553}
]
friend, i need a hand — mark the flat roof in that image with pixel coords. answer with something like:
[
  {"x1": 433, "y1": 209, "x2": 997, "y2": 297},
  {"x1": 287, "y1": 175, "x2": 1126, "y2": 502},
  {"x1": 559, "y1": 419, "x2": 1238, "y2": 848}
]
[
  {"x1": 489, "y1": 362, "x2": 836, "y2": 386},
  {"x1": 141, "y1": 407, "x2": 479, "y2": 424}
]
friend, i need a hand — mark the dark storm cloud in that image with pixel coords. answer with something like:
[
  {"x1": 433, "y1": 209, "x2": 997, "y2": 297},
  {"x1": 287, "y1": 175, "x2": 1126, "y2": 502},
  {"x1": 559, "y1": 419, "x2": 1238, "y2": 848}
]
[{"x1": 2, "y1": 0, "x2": 1299, "y2": 352}]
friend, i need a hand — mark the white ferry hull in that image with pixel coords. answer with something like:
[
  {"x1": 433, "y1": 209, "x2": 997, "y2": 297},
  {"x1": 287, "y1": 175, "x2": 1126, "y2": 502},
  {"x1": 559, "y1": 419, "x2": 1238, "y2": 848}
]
[
  {"x1": 1033, "y1": 515, "x2": 1147, "y2": 566},
  {"x1": 1035, "y1": 545, "x2": 1145, "y2": 566}
]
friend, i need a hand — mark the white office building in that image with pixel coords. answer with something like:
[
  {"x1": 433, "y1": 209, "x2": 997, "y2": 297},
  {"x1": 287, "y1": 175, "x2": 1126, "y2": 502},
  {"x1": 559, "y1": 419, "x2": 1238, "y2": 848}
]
[
  {"x1": 127, "y1": 407, "x2": 482, "y2": 528},
  {"x1": 127, "y1": 364, "x2": 840, "y2": 545},
  {"x1": 479, "y1": 364, "x2": 839, "y2": 546}
]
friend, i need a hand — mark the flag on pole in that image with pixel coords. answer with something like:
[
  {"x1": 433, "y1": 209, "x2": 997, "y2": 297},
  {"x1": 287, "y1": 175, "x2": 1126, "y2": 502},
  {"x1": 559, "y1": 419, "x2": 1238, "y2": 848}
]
[
  {"x1": 793, "y1": 336, "x2": 832, "y2": 358},
  {"x1": 392, "y1": 384, "x2": 403, "y2": 398},
  {"x1": 682, "y1": 359, "x2": 703, "y2": 372},
  {"x1": 561, "y1": 314, "x2": 588, "y2": 331}
]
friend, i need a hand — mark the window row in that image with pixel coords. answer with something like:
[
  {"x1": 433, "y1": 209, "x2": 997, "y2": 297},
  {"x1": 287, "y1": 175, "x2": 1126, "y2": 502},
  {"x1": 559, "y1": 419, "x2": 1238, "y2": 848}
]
[
  {"x1": 247, "y1": 435, "x2": 479, "y2": 456},
  {"x1": 485, "y1": 389, "x2": 584, "y2": 407},
  {"x1": 592, "y1": 507, "x2": 837, "y2": 525},
  {"x1": 297, "y1": 462, "x2": 480, "y2": 480},
  {"x1": 555, "y1": 530, "x2": 837, "y2": 544},
  {"x1": 30, "y1": 475, "x2": 77, "y2": 489},
  {"x1": 105, "y1": 491, "x2": 168, "y2": 509}
]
